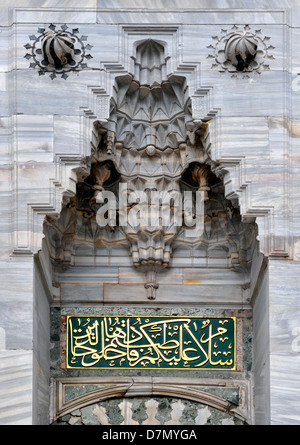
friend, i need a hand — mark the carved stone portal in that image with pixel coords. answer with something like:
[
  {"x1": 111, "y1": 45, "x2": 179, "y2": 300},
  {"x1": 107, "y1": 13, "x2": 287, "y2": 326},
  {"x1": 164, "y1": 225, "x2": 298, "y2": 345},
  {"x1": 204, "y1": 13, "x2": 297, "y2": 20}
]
[{"x1": 44, "y1": 39, "x2": 257, "y2": 299}]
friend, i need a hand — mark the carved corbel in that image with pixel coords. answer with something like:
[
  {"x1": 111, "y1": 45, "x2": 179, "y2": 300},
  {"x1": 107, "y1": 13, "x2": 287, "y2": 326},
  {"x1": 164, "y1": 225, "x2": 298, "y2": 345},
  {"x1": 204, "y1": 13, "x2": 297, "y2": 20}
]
[
  {"x1": 106, "y1": 130, "x2": 115, "y2": 155},
  {"x1": 144, "y1": 269, "x2": 159, "y2": 300},
  {"x1": 89, "y1": 162, "x2": 112, "y2": 204},
  {"x1": 93, "y1": 124, "x2": 117, "y2": 158},
  {"x1": 186, "y1": 121, "x2": 203, "y2": 146},
  {"x1": 191, "y1": 163, "x2": 213, "y2": 202}
]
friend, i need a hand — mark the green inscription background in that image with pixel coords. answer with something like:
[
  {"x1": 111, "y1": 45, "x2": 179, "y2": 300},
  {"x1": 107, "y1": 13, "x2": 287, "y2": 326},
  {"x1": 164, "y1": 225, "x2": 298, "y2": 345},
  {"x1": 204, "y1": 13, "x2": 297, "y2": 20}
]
[{"x1": 66, "y1": 315, "x2": 235, "y2": 370}]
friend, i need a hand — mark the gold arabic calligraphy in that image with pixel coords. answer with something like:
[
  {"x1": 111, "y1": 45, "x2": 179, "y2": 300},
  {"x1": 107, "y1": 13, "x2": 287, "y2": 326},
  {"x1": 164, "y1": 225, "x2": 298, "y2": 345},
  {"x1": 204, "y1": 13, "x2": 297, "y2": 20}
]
[{"x1": 67, "y1": 316, "x2": 235, "y2": 370}]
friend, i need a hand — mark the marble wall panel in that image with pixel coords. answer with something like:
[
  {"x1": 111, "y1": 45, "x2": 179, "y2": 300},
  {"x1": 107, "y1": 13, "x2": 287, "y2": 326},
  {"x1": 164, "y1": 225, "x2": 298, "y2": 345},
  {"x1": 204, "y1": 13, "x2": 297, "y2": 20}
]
[
  {"x1": 0, "y1": 116, "x2": 13, "y2": 257},
  {"x1": 0, "y1": 280, "x2": 34, "y2": 424},
  {"x1": 0, "y1": 211, "x2": 13, "y2": 255},
  {"x1": 0, "y1": 1, "x2": 97, "y2": 26},
  {"x1": 71, "y1": 255, "x2": 129, "y2": 267},
  {"x1": 55, "y1": 264, "x2": 120, "y2": 303},
  {"x1": 54, "y1": 115, "x2": 81, "y2": 155},
  {"x1": 33, "y1": 256, "x2": 51, "y2": 424},
  {"x1": 14, "y1": 162, "x2": 57, "y2": 250},
  {"x1": 103, "y1": 282, "x2": 244, "y2": 306},
  {"x1": 14, "y1": 70, "x2": 100, "y2": 116},
  {"x1": 16, "y1": 114, "x2": 53, "y2": 163},
  {"x1": 0, "y1": 350, "x2": 33, "y2": 425},
  {"x1": 0, "y1": 117, "x2": 12, "y2": 165},
  {"x1": 96, "y1": 7, "x2": 286, "y2": 26},
  {"x1": 218, "y1": 116, "x2": 270, "y2": 161},
  {"x1": 0, "y1": 26, "x2": 10, "y2": 84},
  {"x1": 0, "y1": 27, "x2": 9, "y2": 73},
  {"x1": 269, "y1": 260, "x2": 300, "y2": 307},
  {"x1": 268, "y1": 259, "x2": 300, "y2": 424},
  {"x1": 252, "y1": 263, "x2": 270, "y2": 424},
  {"x1": 270, "y1": 306, "x2": 300, "y2": 354},
  {"x1": 118, "y1": 267, "x2": 184, "y2": 285},
  {"x1": 200, "y1": 71, "x2": 287, "y2": 118},
  {"x1": 170, "y1": 256, "x2": 230, "y2": 268},
  {"x1": 0, "y1": 74, "x2": 10, "y2": 117},
  {"x1": 66, "y1": 24, "x2": 119, "y2": 71},
  {"x1": 245, "y1": 164, "x2": 286, "y2": 201},
  {"x1": 95, "y1": 0, "x2": 300, "y2": 27},
  {"x1": 0, "y1": 259, "x2": 34, "y2": 349},
  {"x1": 291, "y1": 163, "x2": 300, "y2": 252},
  {"x1": 291, "y1": 97, "x2": 300, "y2": 129},
  {"x1": 183, "y1": 268, "x2": 246, "y2": 286},
  {"x1": 270, "y1": 354, "x2": 300, "y2": 424},
  {"x1": 54, "y1": 266, "x2": 119, "y2": 283},
  {"x1": 60, "y1": 282, "x2": 104, "y2": 303},
  {"x1": 15, "y1": 8, "x2": 97, "y2": 25},
  {"x1": 291, "y1": 28, "x2": 300, "y2": 111},
  {"x1": 57, "y1": 266, "x2": 246, "y2": 290},
  {"x1": 268, "y1": 116, "x2": 289, "y2": 163}
]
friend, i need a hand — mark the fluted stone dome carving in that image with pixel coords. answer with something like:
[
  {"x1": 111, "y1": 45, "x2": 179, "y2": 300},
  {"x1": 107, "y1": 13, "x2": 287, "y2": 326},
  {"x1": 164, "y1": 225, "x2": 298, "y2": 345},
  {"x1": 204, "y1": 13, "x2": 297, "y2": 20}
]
[
  {"x1": 208, "y1": 25, "x2": 274, "y2": 77},
  {"x1": 224, "y1": 32, "x2": 258, "y2": 71},
  {"x1": 41, "y1": 31, "x2": 75, "y2": 69},
  {"x1": 24, "y1": 24, "x2": 93, "y2": 79}
]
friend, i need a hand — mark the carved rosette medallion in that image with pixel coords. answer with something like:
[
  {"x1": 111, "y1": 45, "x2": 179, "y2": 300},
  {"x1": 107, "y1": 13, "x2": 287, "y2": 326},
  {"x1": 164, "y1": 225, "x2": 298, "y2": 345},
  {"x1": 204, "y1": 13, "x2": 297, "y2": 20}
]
[
  {"x1": 24, "y1": 24, "x2": 93, "y2": 79},
  {"x1": 207, "y1": 25, "x2": 275, "y2": 78}
]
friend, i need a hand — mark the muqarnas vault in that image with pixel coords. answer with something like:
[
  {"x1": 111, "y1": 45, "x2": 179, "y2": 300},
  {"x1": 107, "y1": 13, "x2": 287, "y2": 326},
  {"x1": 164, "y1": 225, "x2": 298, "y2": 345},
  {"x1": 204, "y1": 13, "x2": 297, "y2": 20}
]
[{"x1": 45, "y1": 39, "x2": 257, "y2": 300}]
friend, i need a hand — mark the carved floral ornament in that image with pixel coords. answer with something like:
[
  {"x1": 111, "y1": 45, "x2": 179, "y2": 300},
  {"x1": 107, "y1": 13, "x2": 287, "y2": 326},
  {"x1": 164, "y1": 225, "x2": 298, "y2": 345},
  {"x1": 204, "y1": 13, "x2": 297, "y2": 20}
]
[
  {"x1": 207, "y1": 24, "x2": 275, "y2": 78},
  {"x1": 24, "y1": 24, "x2": 93, "y2": 79}
]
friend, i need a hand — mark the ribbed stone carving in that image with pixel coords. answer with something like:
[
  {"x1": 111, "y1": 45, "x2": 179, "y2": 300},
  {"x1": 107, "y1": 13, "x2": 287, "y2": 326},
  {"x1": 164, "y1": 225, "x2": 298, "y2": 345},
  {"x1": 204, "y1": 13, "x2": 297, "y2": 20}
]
[
  {"x1": 207, "y1": 25, "x2": 273, "y2": 77},
  {"x1": 25, "y1": 24, "x2": 93, "y2": 79},
  {"x1": 41, "y1": 31, "x2": 75, "y2": 69},
  {"x1": 224, "y1": 32, "x2": 258, "y2": 71}
]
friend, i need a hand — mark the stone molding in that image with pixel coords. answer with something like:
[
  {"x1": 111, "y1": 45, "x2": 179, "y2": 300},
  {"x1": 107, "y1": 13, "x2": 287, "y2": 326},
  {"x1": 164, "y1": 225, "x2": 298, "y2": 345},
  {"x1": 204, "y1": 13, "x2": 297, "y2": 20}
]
[{"x1": 52, "y1": 376, "x2": 250, "y2": 424}]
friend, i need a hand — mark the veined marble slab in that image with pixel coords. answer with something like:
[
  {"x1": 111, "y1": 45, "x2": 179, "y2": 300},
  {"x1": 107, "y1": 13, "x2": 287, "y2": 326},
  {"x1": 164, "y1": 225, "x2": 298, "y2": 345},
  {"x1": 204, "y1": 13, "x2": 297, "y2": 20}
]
[
  {"x1": 270, "y1": 354, "x2": 300, "y2": 425},
  {"x1": 0, "y1": 350, "x2": 33, "y2": 425},
  {"x1": 60, "y1": 282, "x2": 104, "y2": 303},
  {"x1": 96, "y1": 8, "x2": 286, "y2": 26},
  {"x1": 15, "y1": 8, "x2": 97, "y2": 25},
  {"x1": 103, "y1": 282, "x2": 244, "y2": 306}
]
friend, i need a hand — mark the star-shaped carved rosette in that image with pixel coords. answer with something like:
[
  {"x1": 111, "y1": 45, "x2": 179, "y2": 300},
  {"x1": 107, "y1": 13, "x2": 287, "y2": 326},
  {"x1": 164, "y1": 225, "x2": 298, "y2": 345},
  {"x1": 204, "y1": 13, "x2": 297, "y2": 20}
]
[
  {"x1": 207, "y1": 24, "x2": 275, "y2": 78},
  {"x1": 24, "y1": 24, "x2": 93, "y2": 79}
]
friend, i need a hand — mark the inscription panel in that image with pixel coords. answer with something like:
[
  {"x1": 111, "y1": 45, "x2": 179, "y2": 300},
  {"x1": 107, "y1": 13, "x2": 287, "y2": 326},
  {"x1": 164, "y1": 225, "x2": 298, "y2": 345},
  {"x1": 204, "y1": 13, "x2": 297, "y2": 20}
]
[{"x1": 66, "y1": 315, "x2": 236, "y2": 370}]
